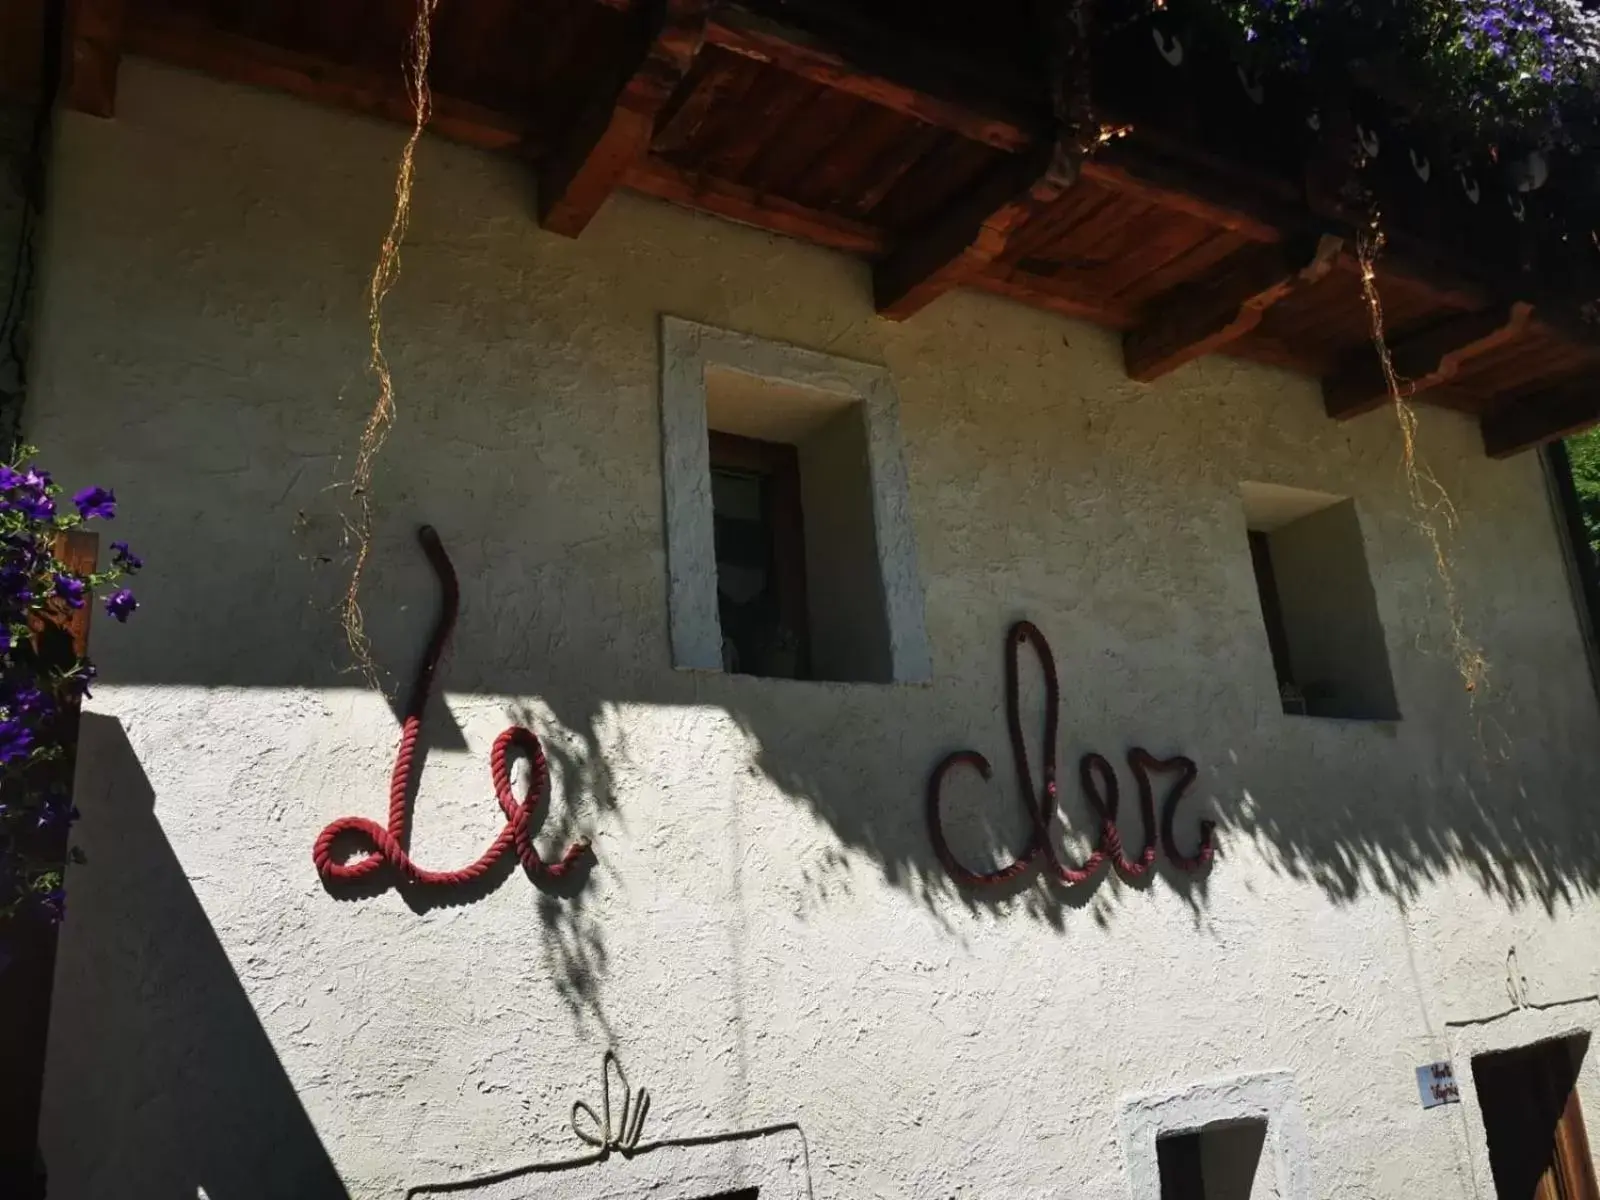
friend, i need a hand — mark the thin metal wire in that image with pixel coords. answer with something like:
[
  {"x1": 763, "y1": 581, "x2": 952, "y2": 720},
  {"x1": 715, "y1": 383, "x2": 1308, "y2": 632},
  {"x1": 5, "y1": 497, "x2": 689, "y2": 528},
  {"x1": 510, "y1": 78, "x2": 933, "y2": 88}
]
[{"x1": 342, "y1": 0, "x2": 442, "y2": 688}]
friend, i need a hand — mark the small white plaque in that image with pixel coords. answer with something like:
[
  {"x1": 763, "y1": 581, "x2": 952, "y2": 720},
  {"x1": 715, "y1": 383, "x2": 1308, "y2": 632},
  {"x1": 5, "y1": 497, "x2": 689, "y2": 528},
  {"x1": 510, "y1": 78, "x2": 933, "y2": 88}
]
[{"x1": 1416, "y1": 1062, "x2": 1461, "y2": 1108}]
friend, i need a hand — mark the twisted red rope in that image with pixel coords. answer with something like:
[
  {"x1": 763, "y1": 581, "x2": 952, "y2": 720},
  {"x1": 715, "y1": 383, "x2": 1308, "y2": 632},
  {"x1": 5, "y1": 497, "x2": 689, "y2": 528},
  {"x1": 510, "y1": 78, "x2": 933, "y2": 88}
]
[
  {"x1": 928, "y1": 621, "x2": 1214, "y2": 888},
  {"x1": 313, "y1": 526, "x2": 591, "y2": 888}
]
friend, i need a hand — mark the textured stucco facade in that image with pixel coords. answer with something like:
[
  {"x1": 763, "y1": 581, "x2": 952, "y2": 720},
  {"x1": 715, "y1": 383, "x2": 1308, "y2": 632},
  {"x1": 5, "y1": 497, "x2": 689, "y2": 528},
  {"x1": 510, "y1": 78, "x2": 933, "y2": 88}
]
[{"x1": 27, "y1": 60, "x2": 1600, "y2": 1199}]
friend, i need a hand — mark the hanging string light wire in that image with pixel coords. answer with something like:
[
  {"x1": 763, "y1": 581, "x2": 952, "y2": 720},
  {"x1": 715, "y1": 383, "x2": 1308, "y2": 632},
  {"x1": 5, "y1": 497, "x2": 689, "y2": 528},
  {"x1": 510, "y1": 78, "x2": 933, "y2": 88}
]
[
  {"x1": 1355, "y1": 213, "x2": 1490, "y2": 709},
  {"x1": 343, "y1": 0, "x2": 442, "y2": 688}
]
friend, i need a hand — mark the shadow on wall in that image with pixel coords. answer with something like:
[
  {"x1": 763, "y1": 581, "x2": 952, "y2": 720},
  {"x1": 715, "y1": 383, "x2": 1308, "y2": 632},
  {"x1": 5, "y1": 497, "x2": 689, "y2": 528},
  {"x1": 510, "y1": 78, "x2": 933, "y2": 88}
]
[
  {"x1": 40, "y1": 713, "x2": 350, "y2": 1200},
  {"x1": 86, "y1": 471, "x2": 1600, "y2": 942}
]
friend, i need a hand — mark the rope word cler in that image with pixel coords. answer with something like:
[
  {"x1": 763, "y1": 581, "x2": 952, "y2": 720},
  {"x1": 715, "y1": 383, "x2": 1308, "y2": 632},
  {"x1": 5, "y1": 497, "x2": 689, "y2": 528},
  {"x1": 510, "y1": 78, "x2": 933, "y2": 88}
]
[
  {"x1": 927, "y1": 620, "x2": 1215, "y2": 888},
  {"x1": 313, "y1": 526, "x2": 592, "y2": 889}
]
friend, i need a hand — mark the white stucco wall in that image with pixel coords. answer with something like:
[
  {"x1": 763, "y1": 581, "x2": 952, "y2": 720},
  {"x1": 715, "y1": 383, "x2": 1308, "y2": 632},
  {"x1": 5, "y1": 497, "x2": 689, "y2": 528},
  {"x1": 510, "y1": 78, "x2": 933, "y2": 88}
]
[{"x1": 28, "y1": 60, "x2": 1600, "y2": 1200}]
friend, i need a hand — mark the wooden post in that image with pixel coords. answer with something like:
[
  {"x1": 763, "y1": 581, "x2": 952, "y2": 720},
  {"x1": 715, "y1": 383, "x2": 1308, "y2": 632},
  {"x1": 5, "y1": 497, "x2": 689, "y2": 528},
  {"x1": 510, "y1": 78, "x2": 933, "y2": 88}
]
[{"x1": 0, "y1": 531, "x2": 96, "y2": 1200}]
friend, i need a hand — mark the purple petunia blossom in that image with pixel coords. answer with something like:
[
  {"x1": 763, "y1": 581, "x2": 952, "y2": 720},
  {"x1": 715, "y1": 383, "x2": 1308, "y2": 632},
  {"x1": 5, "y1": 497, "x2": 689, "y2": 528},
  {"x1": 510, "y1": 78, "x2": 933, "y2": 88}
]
[
  {"x1": 72, "y1": 486, "x2": 116, "y2": 521},
  {"x1": 4, "y1": 683, "x2": 50, "y2": 719},
  {"x1": 111, "y1": 540, "x2": 143, "y2": 573},
  {"x1": 53, "y1": 573, "x2": 86, "y2": 609},
  {"x1": 11, "y1": 490, "x2": 53, "y2": 522},
  {"x1": 104, "y1": 588, "x2": 137, "y2": 623},
  {"x1": 0, "y1": 721, "x2": 33, "y2": 765}
]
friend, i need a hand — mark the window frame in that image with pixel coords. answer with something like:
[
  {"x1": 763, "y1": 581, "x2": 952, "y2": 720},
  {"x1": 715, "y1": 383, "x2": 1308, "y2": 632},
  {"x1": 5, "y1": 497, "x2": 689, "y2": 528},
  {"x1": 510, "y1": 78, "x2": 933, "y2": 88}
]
[
  {"x1": 1119, "y1": 1071, "x2": 1313, "y2": 1200},
  {"x1": 659, "y1": 315, "x2": 931, "y2": 683}
]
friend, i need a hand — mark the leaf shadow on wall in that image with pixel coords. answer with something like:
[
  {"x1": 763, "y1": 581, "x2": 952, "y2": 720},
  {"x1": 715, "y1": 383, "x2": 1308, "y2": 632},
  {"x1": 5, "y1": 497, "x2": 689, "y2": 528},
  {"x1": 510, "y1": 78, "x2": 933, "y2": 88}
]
[
  {"x1": 98, "y1": 495, "x2": 1600, "y2": 945},
  {"x1": 40, "y1": 713, "x2": 350, "y2": 1200}
]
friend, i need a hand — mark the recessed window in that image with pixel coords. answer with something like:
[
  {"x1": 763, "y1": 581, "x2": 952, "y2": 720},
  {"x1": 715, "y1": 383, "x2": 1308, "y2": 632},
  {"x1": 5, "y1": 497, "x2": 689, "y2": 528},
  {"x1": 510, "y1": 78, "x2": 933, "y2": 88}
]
[
  {"x1": 695, "y1": 1192, "x2": 758, "y2": 1200},
  {"x1": 709, "y1": 431, "x2": 811, "y2": 678},
  {"x1": 1240, "y1": 482, "x2": 1399, "y2": 720},
  {"x1": 660, "y1": 317, "x2": 931, "y2": 684},
  {"x1": 1473, "y1": 1035, "x2": 1597, "y2": 1200},
  {"x1": 1157, "y1": 1119, "x2": 1267, "y2": 1200}
]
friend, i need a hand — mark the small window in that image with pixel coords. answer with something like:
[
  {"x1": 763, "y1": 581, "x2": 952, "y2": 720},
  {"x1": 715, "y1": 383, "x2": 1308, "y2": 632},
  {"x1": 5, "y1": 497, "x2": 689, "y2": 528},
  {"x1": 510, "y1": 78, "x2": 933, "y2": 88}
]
[
  {"x1": 1157, "y1": 1120, "x2": 1267, "y2": 1200},
  {"x1": 1473, "y1": 1035, "x2": 1597, "y2": 1200},
  {"x1": 660, "y1": 318, "x2": 931, "y2": 684},
  {"x1": 695, "y1": 1192, "x2": 758, "y2": 1200},
  {"x1": 1240, "y1": 482, "x2": 1399, "y2": 720},
  {"x1": 709, "y1": 431, "x2": 811, "y2": 678}
]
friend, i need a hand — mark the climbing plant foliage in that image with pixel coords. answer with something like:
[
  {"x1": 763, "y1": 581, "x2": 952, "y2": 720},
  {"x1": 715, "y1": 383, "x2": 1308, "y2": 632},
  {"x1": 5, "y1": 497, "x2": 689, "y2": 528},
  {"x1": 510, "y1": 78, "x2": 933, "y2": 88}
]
[
  {"x1": 1209, "y1": 0, "x2": 1600, "y2": 145},
  {"x1": 1565, "y1": 428, "x2": 1600, "y2": 560},
  {"x1": 0, "y1": 448, "x2": 139, "y2": 933}
]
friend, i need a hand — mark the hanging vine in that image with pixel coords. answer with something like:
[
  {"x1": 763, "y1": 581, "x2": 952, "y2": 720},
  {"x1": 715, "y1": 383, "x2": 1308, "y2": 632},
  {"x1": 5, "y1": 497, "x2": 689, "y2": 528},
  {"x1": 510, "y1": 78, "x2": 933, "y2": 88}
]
[{"x1": 342, "y1": 0, "x2": 442, "y2": 689}]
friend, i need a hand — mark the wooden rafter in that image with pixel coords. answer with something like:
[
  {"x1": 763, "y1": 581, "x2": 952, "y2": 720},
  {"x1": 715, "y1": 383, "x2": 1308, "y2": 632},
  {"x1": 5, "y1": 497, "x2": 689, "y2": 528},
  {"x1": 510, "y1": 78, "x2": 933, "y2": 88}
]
[
  {"x1": 538, "y1": 0, "x2": 709, "y2": 237},
  {"x1": 1124, "y1": 234, "x2": 1345, "y2": 382},
  {"x1": 1482, "y1": 376, "x2": 1600, "y2": 459},
  {"x1": 875, "y1": 138, "x2": 1078, "y2": 320},
  {"x1": 65, "y1": 0, "x2": 125, "y2": 117},
  {"x1": 1324, "y1": 302, "x2": 1535, "y2": 420}
]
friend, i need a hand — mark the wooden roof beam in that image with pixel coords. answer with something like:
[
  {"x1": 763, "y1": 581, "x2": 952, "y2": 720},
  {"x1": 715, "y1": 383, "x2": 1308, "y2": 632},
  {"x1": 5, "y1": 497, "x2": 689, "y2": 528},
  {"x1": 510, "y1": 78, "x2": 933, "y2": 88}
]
[
  {"x1": 1324, "y1": 302, "x2": 1535, "y2": 420},
  {"x1": 1483, "y1": 377, "x2": 1600, "y2": 459},
  {"x1": 875, "y1": 138, "x2": 1078, "y2": 320},
  {"x1": 1125, "y1": 234, "x2": 1344, "y2": 383},
  {"x1": 538, "y1": 0, "x2": 708, "y2": 237}
]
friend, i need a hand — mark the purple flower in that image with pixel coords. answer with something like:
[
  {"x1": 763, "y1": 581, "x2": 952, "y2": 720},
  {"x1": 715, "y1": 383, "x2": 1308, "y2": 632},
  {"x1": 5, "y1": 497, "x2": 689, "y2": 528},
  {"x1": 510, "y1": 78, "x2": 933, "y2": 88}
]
[
  {"x1": 4, "y1": 684, "x2": 51, "y2": 719},
  {"x1": 104, "y1": 588, "x2": 137, "y2": 623},
  {"x1": 72, "y1": 486, "x2": 115, "y2": 521},
  {"x1": 0, "y1": 568, "x2": 34, "y2": 610},
  {"x1": 111, "y1": 540, "x2": 143, "y2": 573},
  {"x1": 10, "y1": 490, "x2": 53, "y2": 522},
  {"x1": 0, "y1": 721, "x2": 33, "y2": 765},
  {"x1": 53, "y1": 573, "x2": 85, "y2": 609}
]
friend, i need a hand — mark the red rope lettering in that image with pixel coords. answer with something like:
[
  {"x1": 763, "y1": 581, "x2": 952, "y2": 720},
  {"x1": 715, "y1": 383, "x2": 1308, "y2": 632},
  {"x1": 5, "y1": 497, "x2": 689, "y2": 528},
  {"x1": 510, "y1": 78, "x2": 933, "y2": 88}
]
[
  {"x1": 927, "y1": 621, "x2": 1214, "y2": 888},
  {"x1": 313, "y1": 526, "x2": 592, "y2": 888}
]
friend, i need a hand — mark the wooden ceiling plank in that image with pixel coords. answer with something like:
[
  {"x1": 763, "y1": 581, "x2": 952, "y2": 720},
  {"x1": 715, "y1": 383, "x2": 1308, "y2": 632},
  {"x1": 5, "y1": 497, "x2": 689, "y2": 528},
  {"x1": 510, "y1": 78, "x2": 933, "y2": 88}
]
[
  {"x1": 651, "y1": 54, "x2": 735, "y2": 157},
  {"x1": 992, "y1": 182, "x2": 1115, "y2": 270},
  {"x1": 704, "y1": 2, "x2": 1037, "y2": 153},
  {"x1": 622, "y1": 156, "x2": 884, "y2": 254},
  {"x1": 702, "y1": 68, "x2": 813, "y2": 181},
  {"x1": 1324, "y1": 302, "x2": 1536, "y2": 420},
  {"x1": 855, "y1": 119, "x2": 945, "y2": 215},
  {"x1": 1115, "y1": 228, "x2": 1250, "y2": 309},
  {"x1": 538, "y1": 0, "x2": 709, "y2": 237},
  {"x1": 1081, "y1": 156, "x2": 1280, "y2": 244},
  {"x1": 1483, "y1": 376, "x2": 1600, "y2": 459},
  {"x1": 1125, "y1": 233, "x2": 1345, "y2": 382},
  {"x1": 744, "y1": 82, "x2": 858, "y2": 198},
  {"x1": 875, "y1": 137, "x2": 1078, "y2": 321},
  {"x1": 124, "y1": 16, "x2": 529, "y2": 151},
  {"x1": 798, "y1": 101, "x2": 916, "y2": 215},
  {"x1": 66, "y1": 0, "x2": 125, "y2": 117}
]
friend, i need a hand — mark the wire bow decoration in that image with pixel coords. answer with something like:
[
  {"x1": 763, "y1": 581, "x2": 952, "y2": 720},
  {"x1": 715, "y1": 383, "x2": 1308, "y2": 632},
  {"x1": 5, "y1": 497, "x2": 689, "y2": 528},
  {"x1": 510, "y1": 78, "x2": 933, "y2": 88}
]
[{"x1": 571, "y1": 1050, "x2": 651, "y2": 1155}]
